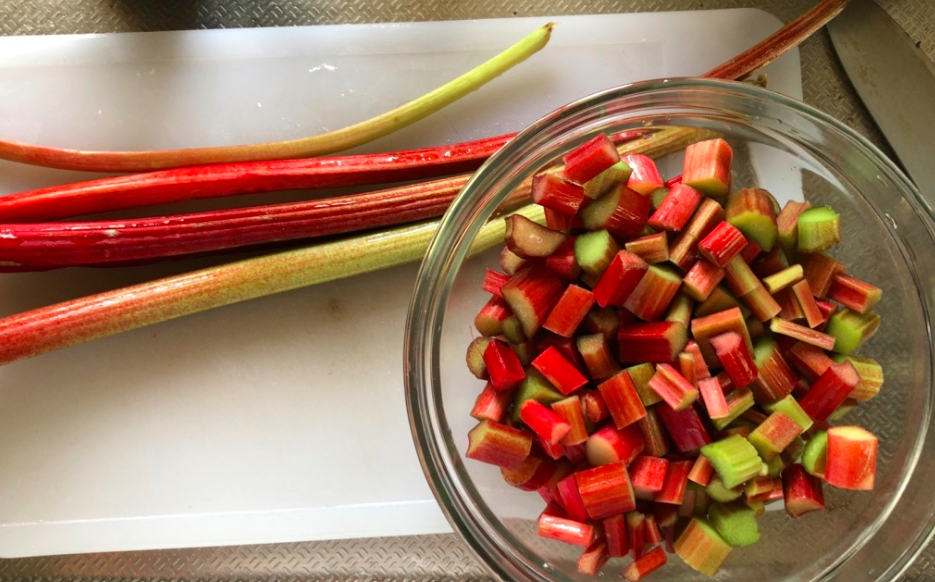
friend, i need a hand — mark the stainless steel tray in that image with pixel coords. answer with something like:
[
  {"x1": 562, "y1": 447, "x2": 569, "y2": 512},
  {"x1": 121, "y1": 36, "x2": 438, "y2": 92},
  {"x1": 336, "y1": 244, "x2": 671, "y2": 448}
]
[{"x1": 1, "y1": 0, "x2": 934, "y2": 579}]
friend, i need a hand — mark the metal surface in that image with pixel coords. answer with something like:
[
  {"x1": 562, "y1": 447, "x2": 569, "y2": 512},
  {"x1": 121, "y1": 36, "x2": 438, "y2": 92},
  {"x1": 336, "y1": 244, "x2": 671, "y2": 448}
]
[
  {"x1": 1, "y1": 0, "x2": 934, "y2": 580},
  {"x1": 829, "y1": 0, "x2": 935, "y2": 213}
]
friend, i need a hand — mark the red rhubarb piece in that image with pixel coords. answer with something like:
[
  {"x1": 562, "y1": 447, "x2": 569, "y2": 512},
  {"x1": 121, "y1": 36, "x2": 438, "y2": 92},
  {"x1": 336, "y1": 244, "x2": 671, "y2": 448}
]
[
  {"x1": 627, "y1": 512, "x2": 646, "y2": 559},
  {"x1": 657, "y1": 404, "x2": 711, "y2": 453},
  {"x1": 624, "y1": 154, "x2": 664, "y2": 195},
  {"x1": 740, "y1": 238, "x2": 762, "y2": 263},
  {"x1": 586, "y1": 424, "x2": 645, "y2": 467},
  {"x1": 501, "y1": 454, "x2": 558, "y2": 491},
  {"x1": 544, "y1": 237, "x2": 582, "y2": 281},
  {"x1": 825, "y1": 426, "x2": 877, "y2": 490},
  {"x1": 622, "y1": 546, "x2": 667, "y2": 581},
  {"x1": 710, "y1": 331, "x2": 758, "y2": 389},
  {"x1": 682, "y1": 259, "x2": 725, "y2": 302},
  {"x1": 544, "y1": 206, "x2": 575, "y2": 232},
  {"x1": 483, "y1": 340, "x2": 525, "y2": 391},
  {"x1": 598, "y1": 371, "x2": 648, "y2": 428},
  {"x1": 536, "y1": 333, "x2": 585, "y2": 370},
  {"x1": 787, "y1": 341, "x2": 835, "y2": 381},
  {"x1": 798, "y1": 361, "x2": 859, "y2": 425},
  {"x1": 532, "y1": 173, "x2": 586, "y2": 216},
  {"x1": 538, "y1": 435, "x2": 566, "y2": 461},
  {"x1": 520, "y1": 399, "x2": 572, "y2": 445},
  {"x1": 532, "y1": 346, "x2": 588, "y2": 395},
  {"x1": 481, "y1": 268, "x2": 510, "y2": 298},
  {"x1": 648, "y1": 183, "x2": 704, "y2": 232},
  {"x1": 655, "y1": 459, "x2": 693, "y2": 505},
  {"x1": 637, "y1": 408, "x2": 671, "y2": 458},
  {"x1": 557, "y1": 475, "x2": 591, "y2": 522},
  {"x1": 697, "y1": 221, "x2": 747, "y2": 267},
  {"x1": 618, "y1": 322, "x2": 688, "y2": 363},
  {"x1": 580, "y1": 183, "x2": 651, "y2": 239},
  {"x1": 537, "y1": 512, "x2": 595, "y2": 547},
  {"x1": 576, "y1": 539, "x2": 609, "y2": 576},
  {"x1": 543, "y1": 284, "x2": 594, "y2": 337},
  {"x1": 466, "y1": 420, "x2": 533, "y2": 469},
  {"x1": 551, "y1": 396, "x2": 589, "y2": 446},
  {"x1": 783, "y1": 463, "x2": 825, "y2": 518},
  {"x1": 653, "y1": 503, "x2": 679, "y2": 528},
  {"x1": 688, "y1": 455, "x2": 715, "y2": 487},
  {"x1": 604, "y1": 514, "x2": 629, "y2": 557},
  {"x1": 648, "y1": 363, "x2": 699, "y2": 411},
  {"x1": 563, "y1": 134, "x2": 621, "y2": 184},
  {"x1": 682, "y1": 138, "x2": 733, "y2": 197},
  {"x1": 578, "y1": 333, "x2": 622, "y2": 380},
  {"x1": 501, "y1": 266, "x2": 565, "y2": 338},
  {"x1": 828, "y1": 273, "x2": 882, "y2": 314},
  {"x1": 470, "y1": 382, "x2": 513, "y2": 423},
  {"x1": 792, "y1": 279, "x2": 824, "y2": 328},
  {"x1": 575, "y1": 461, "x2": 637, "y2": 519},
  {"x1": 630, "y1": 455, "x2": 670, "y2": 499},
  {"x1": 769, "y1": 318, "x2": 836, "y2": 351},
  {"x1": 474, "y1": 295, "x2": 512, "y2": 337},
  {"x1": 582, "y1": 390, "x2": 610, "y2": 424},
  {"x1": 592, "y1": 250, "x2": 648, "y2": 308},
  {"x1": 623, "y1": 265, "x2": 683, "y2": 321},
  {"x1": 800, "y1": 252, "x2": 846, "y2": 297},
  {"x1": 699, "y1": 377, "x2": 729, "y2": 419}
]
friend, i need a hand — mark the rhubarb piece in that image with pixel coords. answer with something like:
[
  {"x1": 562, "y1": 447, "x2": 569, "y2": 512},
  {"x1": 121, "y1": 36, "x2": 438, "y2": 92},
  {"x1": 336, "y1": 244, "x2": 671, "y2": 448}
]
[
  {"x1": 825, "y1": 309, "x2": 881, "y2": 354},
  {"x1": 544, "y1": 237, "x2": 582, "y2": 280},
  {"x1": 557, "y1": 475, "x2": 591, "y2": 522},
  {"x1": 825, "y1": 426, "x2": 877, "y2": 490},
  {"x1": 627, "y1": 511, "x2": 646, "y2": 559},
  {"x1": 466, "y1": 337, "x2": 491, "y2": 380},
  {"x1": 537, "y1": 512, "x2": 596, "y2": 547},
  {"x1": 500, "y1": 247, "x2": 528, "y2": 276},
  {"x1": 740, "y1": 285, "x2": 782, "y2": 321},
  {"x1": 584, "y1": 160, "x2": 633, "y2": 199},
  {"x1": 542, "y1": 285, "x2": 594, "y2": 337},
  {"x1": 699, "y1": 377, "x2": 730, "y2": 419},
  {"x1": 689, "y1": 455, "x2": 716, "y2": 487},
  {"x1": 577, "y1": 539, "x2": 609, "y2": 576},
  {"x1": 650, "y1": 187, "x2": 669, "y2": 210},
  {"x1": 705, "y1": 477, "x2": 743, "y2": 503},
  {"x1": 752, "y1": 245, "x2": 791, "y2": 278},
  {"x1": 787, "y1": 341, "x2": 835, "y2": 381},
  {"x1": 682, "y1": 260, "x2": 726, "y2": 302},
  {"x1": 726, "y1": 188, "x2": 778, "y2": 251},
  {"x1": 501, "y1": 315, "x2": 527, "y2": 344},
  {"x1": 698, "y1": 221, "x2": 748, "y2": 267},
  {"x1": 563, "y1": 133, "x2": 621, "y2": 184},
  {"x1": 800, "y1": 252, "x2": 846, "y2": 297},
  {"x1": 711, "y1": 388, "x2": 755, "y2": 430},
  {"x1": 802, "y1": 430, "x2": 828, "y2": 478},
  {"x1": 792, "y1": 279, "x2": 824, "y2": 328},
  {"x1": 593, "y1": 251, "x2": 648, "y2": 308},
  {"x1": 625, "y1": 232, "x2": 669, "y2": 264},
  {"x1": 582, "y1": 307, "x2": 621, "y2": 341},
  {"x1": 502, "y1": 454, "x2": 558, "y2": 491},
  {"x1": 833, "y1": 355, "x2": 884, "y2": 401},
  {"x1": 695, "y1": 286, "x2": 743, "y2": 318},
  {"x1": 692, "y1": 308, "x2": 754, "y2": 367},
  {"x1": 683, "y1": 340, "x2": 711, "y2": 380},
  {"x1": 538, "y1": 436, "x2": 565, "y2": 461},
  {"x1": 648, "y1": 183, "x2": 704, "y2": 232},
  {"x1": 649, "y1": 364, "x2": 699, "y2": 411},
  {"x1": 665, "y1": 293, "x2": 695, "y2": 328},
  {"x1": 769, "y1": 319, "x2": 836, "y2": 350},
  {"x1": 762, "y1": 264, "x2": 804, "y2": 293},
  {"x1": 797, "y1": 206, "x2": 841, "y2": 253},
  {"x1": 483, "y1": 340, "x2": 526, "y2": 391},
  {"x1": 709, "y1": 501, "x2": 760, "y2": 547},
  {"x1": 723, "y1": 255, "x2": 761, "y2": 296},
  {"x1": 482, "y1": 269, "x2": 510, "y2": 298},
  {"x1": 624, "y1": 154, "x2": 665, "y2": 195},
  {"x1": 505, "y1": 214, "x2": 567, "y2": 258},
  {"x1": 531, "y1": 173, "x2": 586, "y2": 216},
  {"x1": 582, "y1": 390, "x2": 610, "y2": 424},
  {"x1": 828, "y1": 273, "x2": 882, "y2": 314},
  {"x1": 682, "y1": 138, "x2": 733, "y2": 197},
  {"x1": 551, "y1": 396, "x2": 589, "y2": 446},
  {"x1": 502, "y1": 266, "x2": 565, "y2": 338},
  {"x1": 579, "y1": 183, "x2": 650, "y2": 239},
  {"x1": 643, "y1": 514, "x2": 664, "y2": 545},
  {"x1": 466, "y1": 420, "x2": 533, "y2": 469},
  {"x1": 747, "y1": 412, "x2": 804, "y2": 461},
  {"x1": 657, "y1": 404, "x2": 712, "y2": 453},
  {"x1": 520, "y1": 400, "x2": 572, "y2": 445},
  {"x1": 511, "y1": 371, "x2": 564, "y2": 423},
  {"x1": 575, "y1": 461, "x2": 637, "y2": 519},
  {"x1": 765, "y1": 455, "x2": 786, "y2": 479},
  {"x1": 618, "y1": 322, "x2": 688, "y2": 363},
  {"x1": 669, "y1": 198, "x2": 726, "y2": 270},
  {"x1": 777, "y1": 200, "x2": 811, "y2": 254},
  {"x1": 637, "y1": 407, "x2": 671, "y2": 457},
  {"x1": 701, "y1": 435, "x2": 762, "y2": 489},
  {"x1": 674, "y1": 518, "x2": 733, "y2": 577},
  {"x1": 622, "y1": 546, "x2": 667, "y2": 581},
  {"x1": 586, "y1": 424, "x2": 645, "y2": 467},
  {"x1": 474, "y1": 295, "x2": 512, "y2": 337},
  {"x1": 604, "y1": 514, "x2": 629, "y2": 557},
  {"x1": 536, "y1": 334, "x2": 584, "y2": 369},
  {"x1": 624, "y1": 265, "x2": 683, "y2": 321},
  {"x1": 743, "y1": 475, "x2": 774, "y2": 498},
  {"x1": 783, "y1": 463, "x2": 825, "y2": 518},
  {"x1": 538, "y1": 459, "x2": 574, "y2": 504},
  {"x1": 763, "y1": 395, "x2": 813, "y2": 432},
  {"x1": 627, "y1": 363, "x2": 662, "y2": 407},
  {"x1": 471, "y1": 382, "x2": 513, "y2": 423},
  {"x1": 751, "y1": 337, "x2": 797, "y2": 403},
  {"x1": 655, "y1": 459, "x2": 693, "y2": 505},
  {"x1": 575, "y1": 230, "x2": 620, "y2": 277},
  {"x1": 798, "y1": 361, "x2": 859, "y2": 425},
  {"x1": 577, "y1": 333, "x2": 621, "y2": 380},
  {"x1": 532, "y1": 346, "x2": 588, "y2": 395},
  {"x1": 544, "y1": 207, "x2": 575, "y2": 232},
  {"x1": 599, "y1": 371, "x2": 647, "y2": 428},
  {"x1": 740, "y1": 239, "x2": 762, "y2": 264},
  {"x1": 711, "y1": 331, "x2": 758, "y2": 390},
  {"x1": 630, "y1": 455, "x2": 671, "y2": 499}
]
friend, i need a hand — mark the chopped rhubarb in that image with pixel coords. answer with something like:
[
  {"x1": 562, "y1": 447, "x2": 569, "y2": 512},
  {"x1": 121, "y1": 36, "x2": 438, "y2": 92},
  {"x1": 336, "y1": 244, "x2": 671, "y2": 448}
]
[
  {"x1": 752, "y1": 245, "x2": 790, "y2": 278},
  {"x1": 655, "y1": 459, "x2": 693, "y2": 505},
  {"x1": 482, "y1": 268, "x2": 510, "y2": 298},
  {"x1": 483, "y1": 340, "x2": 526, "y2": 391},
  {"x1": 665, "y1": 293, "x2": 695, "y2": 328},
  {"x1": 674, "y1": 518, "x2": 733, "y2": 577},
  {"x1": 726, "y1": 188, "x2": 778, "y2": 251},
  {"x1": 531, "y1": 173, "x2": 586, "y2": 216},
  {"x1": 626, "y1": 363, "x2": 661, "y2": 406},
  {"x1": 835, "y1": 355, "x2": 884, "y2": 401},
  {"x1": 825, "y1": 426, "x2": 877, "y2": 490},
  {"x1": 747, "y1": 411, "x2": 804, "y2": 461},
  {"x1": 582, "y1": 307, "x2": 621, "y2": 341},
  {"x1": 740, "y1": 239, "x2": 762, "y2": 263},
  {"x1": 695, "y1": 286, "x2": 743, "y2": 318},
  {"x1": 684, "y1": 340, "x2": 711, "y2": 380},
  {"x1": 466, "y1": 337, "x2": 491, "y2": 380},
  {"x1": 787, "y1": 341, "x2": 835, "y2": 381},
  {"x1": 691, "y1": 307, "x2": 752, "y2": 365},
  {"x1": 682, "y1": 259, "x2": 726, "y2": 302},
  {"x1": 723, "y1": 255, "x2": 761, "y2": 297},
  {"x1": 586, "y1": 424, "x2": 645, "y2": 467},
  {"x1": 551, "y1": 396, "x2": 589, "y2": 446},
  {"x1": 699, "y1": 377, "x2": 730, "y2": 419},
  {"x1": 657, "y1": 404, "x2": 711, "y2": 453},
  {"x1": 505, "y1": 214, "x2": 567, "y2": 258},
  {"x1": 769, "y1": 319, "x2": 836, "y2": 351},
  {"x1": 698, "y1": 221, "x2": 748, "y2": 267},
  {"x1": 627, "y1": 511, "x2": 646, "y2": 559},
  {"x1": 538, "y1": 436, "x2": 566, "y2": 461},
  {"x1": 783, "y1": 463, "x2": 825, "y2": 518},
  {"x1": 579, "y1": 183, "x2": 650, "y2": 239},
  {"x1": 592, "y1": 250, "x2": 648, "y2": 308},
  {"x1": 598, "y1": 371, "x2": 647, "y2": 428},
  {"x1": 648, "y1": 183, "x2": 704, "y2": 232},
  {"x1": 762, "y1": 264, "x2": 804, "y2": 293},
  {"x1": 689, "y1": 455, "x2": 716, "y2": 487},
  {"x1": 624, "y1": 154, "x2": 665, "y2": 195},
  {"x1": 669, "y1": 198, "x2": 726, "y2": 270},
  {"x1": 777, "y1": 200, "x2": 811, "y2": 254},
  {"x1": 618, "y1": 322, "x2": 688, "y2": 363},
  {"x1": 624, "y1": 265, "x2": 682, "y2": 321},
  {"x1": 575, "y1": 229, "x2": 620, "y2": 278},
  {"x1": 751, "y1": 337, "x2": 797, "y2": 403},
  {"x1": 625, "y1": 232, "x2": 669, "y2": 264},
  {"x1": 701, "y1": 435, "x2": 762, "y2": 489},
  {"x1": 544, "y1": 206, "x2": 575, "y2": 232},
  {"x1": 798, "y1": 361, "x2": 859, "y2": 425},
  {"x1": 825, "y1": 308, "x2": 881, "y2": 354},
  {"x1": 542, "y1": 285, "x2": 594, "y2": 337},
  {"x1": 474, "y1": 295, "x2": 512, "y2": 337},
  {"x1": 682, "y1": 138, "x2": 733, "y2": 197},
  {"x1": 502, "y1": 454, "x2": 558, "y2": 491},
  {"x1": 643, "y1": 514, "x2": 664, "y2": 545},
  {"x1": 828, "y1": 273, "x2": 882, "y2": 315},
  {"x1": 511, "y1": 371, "x2": 563, "y2": 423},
  {"x1": 710, "y1": 331, "x2": 758, "y2": 389},
  {"x1": 649, "y1": 364, "x2": 699, "y2": 410},
  {"x1": 563, "y1": 133, "x2": 621, "y2": 184},
  {"x1": 577, "y1": 333, "x2": 621, "y2": 380},
  {"x1": 471, "y1": 382, "x2": 513, "y2": 423},
  {"x1": 797, "y1": 206, "x2": 840, "y2": 253},
  {"x1": 800, "y1": 252, "x2": 845, "y2": 297},
  {"x1": 604, "y1": 514, "x2": 629, "y2": 557},
  {"x1": 532, "y1": 346, "x2": 588, "y2": 395},
  {"x1": 502, "y1": 266, "x2": 565, "y2": 338},
  {"x1": 637, "y1": 407, "x2": 671, "y2": 457},
  {"x1": 544, "y1": 237, "x2": 582, "y2": 281},
  {"x1": 537, "y1": 512, "x2": 595, "y2": 547},
  {"x1": 622, "y1": 546, "x2": 667, "y2": 581},
  {"x1": 763, "y1": 395, "x2": 813, "y2": 432},
  {"x1": 706, "y1": 477, "x2": 742, "y2": 503},
  {"x1": 576, "y1": 538, "x2": 609, "y2": 576},
  {"x1": 520, "y1": 400, "x2": 572, "y2": 445},
  {"x1": 630, "y1": 455, "x2": 670, "y2": 499},
  {"x1": 709, "y1": 501, "x2": 760, "y2": 548},
  {"x1": 500, "y1": 246, "x2": 528, "y2": 276},
  {"x1": 711, "y1": 388, "x2": 755, "y2": 430},
  {"x1": 575, "y1": 461, "x2": 637, "y2": 519},
  {"x1": 466, "y1": 420, "x2": 533, "y2": 469},
  {"x1": 740, "y1": 284, "x2": 782, "y2": 321},
  {"x1": 582, "y1": 390, "x2": 610, "y2": 424},
  {"x1": 792, "y1": 279, "x2": 824, "y2": 328},
  {"x1": 802, "y1": 430, "x2": 828, "y2": 478},
  {"x1": 584, "y1": 160, "x2": 633, "y2": 199}
]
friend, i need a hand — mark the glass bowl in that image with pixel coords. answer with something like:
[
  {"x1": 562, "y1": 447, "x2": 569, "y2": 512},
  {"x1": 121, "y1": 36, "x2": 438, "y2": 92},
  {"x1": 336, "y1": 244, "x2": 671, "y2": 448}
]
[{"x1": 404, "y1": 78, "x2": 935, "y2": 581}]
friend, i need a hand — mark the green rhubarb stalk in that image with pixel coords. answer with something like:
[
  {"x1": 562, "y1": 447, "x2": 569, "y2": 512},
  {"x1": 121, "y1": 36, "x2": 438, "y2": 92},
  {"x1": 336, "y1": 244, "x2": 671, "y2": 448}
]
[
  {"x1": 0, "y1": 24, "x2": 554, "y2": 172},
  {"x1": 0, "y1": 205, "x2": 544, "y2": 366}
]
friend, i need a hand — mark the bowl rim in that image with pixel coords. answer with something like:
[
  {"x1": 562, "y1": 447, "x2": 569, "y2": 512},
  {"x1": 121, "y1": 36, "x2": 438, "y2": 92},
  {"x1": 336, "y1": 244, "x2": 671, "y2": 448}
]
[{"x1": 404, "y1": 76, "x2": 933, "y2": 582}]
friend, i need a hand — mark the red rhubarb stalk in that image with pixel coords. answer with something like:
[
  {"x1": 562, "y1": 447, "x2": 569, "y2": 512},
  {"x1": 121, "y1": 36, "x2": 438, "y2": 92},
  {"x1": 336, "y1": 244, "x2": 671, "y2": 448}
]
[{"x1": 575, "y1": 461, "x2": 638, "y2": 519}]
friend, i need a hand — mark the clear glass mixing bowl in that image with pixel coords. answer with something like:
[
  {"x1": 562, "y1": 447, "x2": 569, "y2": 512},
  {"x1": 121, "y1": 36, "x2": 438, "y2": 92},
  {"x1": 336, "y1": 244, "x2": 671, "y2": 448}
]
[{"x1": 404, "y1": 78, "x2": 935, "y2": 581}]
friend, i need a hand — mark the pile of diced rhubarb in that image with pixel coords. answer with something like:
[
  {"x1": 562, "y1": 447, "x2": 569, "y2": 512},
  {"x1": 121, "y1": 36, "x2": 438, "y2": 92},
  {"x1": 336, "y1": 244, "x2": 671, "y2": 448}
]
[{"x1": 464, "y1": 134, "x2": 883, "y2": 580}]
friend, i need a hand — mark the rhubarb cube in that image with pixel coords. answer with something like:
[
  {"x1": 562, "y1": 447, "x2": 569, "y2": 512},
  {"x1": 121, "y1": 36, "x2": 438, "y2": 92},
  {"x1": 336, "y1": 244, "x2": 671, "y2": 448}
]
[
  {"x1": 563, "y1": 133, "x2": 621, "y2": 184},
  {"x1": 624, "y1": 154, "x2": 664, "y2": 195},
  {"x1": 825, "y1": 426, "x2": 877, "y2": 490},
  {"x1": 682, "y1": 138, "x2": 733, "y2": 197},
  {"x1": 466, "y1": 420, "x2": 533, "y2": 469},
  {"x1": 532, "y1": 346, "x2": 588, "y2": 395},
  {"x1": 575, "y1": 461, "x2": 637, "y2": 519},
  {"x1": 598, "y1": 370, "x2": 647, "y2": 428},
  {"x1": 531, "y1": 173, "x2": 586, "y2": 216}
]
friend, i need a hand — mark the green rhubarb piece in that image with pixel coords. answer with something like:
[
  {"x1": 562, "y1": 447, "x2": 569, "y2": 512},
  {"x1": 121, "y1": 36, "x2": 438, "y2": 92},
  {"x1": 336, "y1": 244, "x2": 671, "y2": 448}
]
[
  {"x1": 701, "y1": 435, "x2": 763, "y2": 489},
  {"x1": 802, "y1": 431, "x2": 828, "y2": 478},
  {"x1": 763, "y1": 396, "x2": 814, "y2": 432},
  {"x1": 726, "y1": 188, "x2": 778, "y2": 251},
  {"x1": 675, "y1": 518, "x2": 733, "y2": 577},
  {"x1": 825, "y1": 309, "x2": 881, "y2": 354},
  {"x1": 695, "y1": 285, "x2": 748, "y2": 318},
  {"x1": 574, "y1": 230, "x2": 620, "y2": 277},
  {"x1": 511, "y1": 371, "x2": 563, "y2": 423},
  {"x1": 762, "y1": 264, "x2": 804, "y2": 293},
  {"x1": 584, "y1": 160, "x2": 632, "y2": 199},
  {"x1": 466, "y1": 337, "x2": 491, "y2": 379},
  {"x1": 709, "y1": 501, "x2": 760, "y2": 548},
  {"x1": 502, "y1": 315, "x2": 526, "y2": 344},
  {"x1": 665, "y1": 293, "x2": 695, "y2": 328},
  {"x1": 828, "y1": 400, "x2": 859, "y2": 421},
  {"x1": 626, "y1": 363, "x2": 661, "y2": 406},
  {"x1": 765, "y1": 455, "x2": 785, "y2": 479},
  {"x1": 797, "y1": 206, "x2": 841, "y2": 253},
  {"x1": 711, "y1": 389, "x2": 756, "y2": 430},
  {"x1": 706, "y1": 476, "x2": 743, "y2": 503},
  {"x1": 650, "y1": 186, "x2": 669, "y2": 210},
  {"x1": 833, "y1": 354, "x2": 884, "y2": 401}
]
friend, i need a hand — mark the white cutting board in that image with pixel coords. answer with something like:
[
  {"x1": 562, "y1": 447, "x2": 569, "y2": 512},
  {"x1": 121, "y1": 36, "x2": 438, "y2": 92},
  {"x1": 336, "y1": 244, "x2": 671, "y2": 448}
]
[{"x1": 0, "y1": 11, "x2": 801, "y2": 558}]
